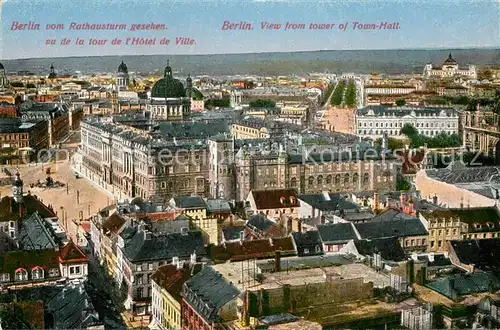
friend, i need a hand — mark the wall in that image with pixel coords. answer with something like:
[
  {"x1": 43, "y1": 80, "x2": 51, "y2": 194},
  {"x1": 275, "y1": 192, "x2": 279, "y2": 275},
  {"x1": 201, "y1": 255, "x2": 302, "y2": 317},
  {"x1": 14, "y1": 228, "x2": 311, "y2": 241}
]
[{"x1": 248, "y1": 278, "x2": 373, "y2": 317}]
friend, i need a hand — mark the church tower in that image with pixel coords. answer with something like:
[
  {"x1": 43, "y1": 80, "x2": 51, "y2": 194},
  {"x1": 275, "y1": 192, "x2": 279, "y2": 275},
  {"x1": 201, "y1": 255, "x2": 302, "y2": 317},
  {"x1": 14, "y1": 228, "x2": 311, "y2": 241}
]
[
  {"x1": 12, "y1": 172, "x2": 23, "y2": 203},
  {"x1": 48, "y1": 63, "x2": 57, "y2": 80},
  {"x1": 117, "y1": 60, "x2": 130, "y2": 90},
  {"x1": 0, "y1": 63, "x2": 8, "y2": 91},
  {"x1": 186, "y1": 73, "x2": 193, "y2": 98}
]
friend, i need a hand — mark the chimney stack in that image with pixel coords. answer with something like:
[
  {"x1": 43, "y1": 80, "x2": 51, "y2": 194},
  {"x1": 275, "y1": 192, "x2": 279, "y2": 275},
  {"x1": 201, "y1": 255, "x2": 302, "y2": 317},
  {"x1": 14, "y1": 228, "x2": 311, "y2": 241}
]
[
  {"x1": 274, "y1": 250, "x2": 281, "y2": 272},
  {"x1": 432, "y1": 194, "x2": 438, "y2": 205}
]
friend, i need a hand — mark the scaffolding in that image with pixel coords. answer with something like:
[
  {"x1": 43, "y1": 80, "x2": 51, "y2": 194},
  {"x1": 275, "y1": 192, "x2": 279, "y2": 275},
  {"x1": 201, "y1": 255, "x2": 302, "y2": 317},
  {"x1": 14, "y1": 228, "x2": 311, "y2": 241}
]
[
  {"x1": 401, "y1": 303, "x2": 433, "y2": 330},
  {"x1": 241, "y1": 258, "x2": 257, "y2": 291}
]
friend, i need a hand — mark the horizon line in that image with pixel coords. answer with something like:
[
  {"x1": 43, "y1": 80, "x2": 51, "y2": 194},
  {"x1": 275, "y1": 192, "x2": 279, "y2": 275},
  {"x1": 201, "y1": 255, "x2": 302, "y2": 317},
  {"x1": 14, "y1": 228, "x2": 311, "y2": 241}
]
[{"x1": 3, "y1": 46, "x2": 500, "y2": 61}]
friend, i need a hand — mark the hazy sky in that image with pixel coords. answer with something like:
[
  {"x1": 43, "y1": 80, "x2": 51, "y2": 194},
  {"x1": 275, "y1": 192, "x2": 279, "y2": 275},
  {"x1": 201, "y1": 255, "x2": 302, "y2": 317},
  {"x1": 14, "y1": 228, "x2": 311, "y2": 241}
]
[{"x1": 2, "y1": 0, "x2": 499, "y2": 59}]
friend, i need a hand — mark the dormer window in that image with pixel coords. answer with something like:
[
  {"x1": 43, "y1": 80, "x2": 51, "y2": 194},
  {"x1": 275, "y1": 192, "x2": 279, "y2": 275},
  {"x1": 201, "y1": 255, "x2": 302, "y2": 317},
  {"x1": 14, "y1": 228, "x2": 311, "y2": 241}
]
[
  {"x1": 31, "y1": 266, "x2": 44, "y2": 280},
  {"x1": 486, "y1": 222, "x2": 495, "y2": 229},
  {"x1": 14, "y1": 268, "x2": 28, "y2": 281},
  {"x1": 0, "y1": 273, "x2": 9, "y2": 282},
  {"x1": 474, "y1": 223, "x2": 482, "y2": 230},
  {"x1": 49, "y1": 268, "x2": 59, "y2": 277}
]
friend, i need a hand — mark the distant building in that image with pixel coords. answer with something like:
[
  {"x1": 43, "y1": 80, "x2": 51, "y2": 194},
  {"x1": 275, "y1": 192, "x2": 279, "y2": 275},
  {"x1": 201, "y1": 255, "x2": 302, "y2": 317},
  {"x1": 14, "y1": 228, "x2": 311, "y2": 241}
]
[
  {"x1": 18, "y1": 101, "x2": 69, "y2": 146},
  {"x1": 423, "y1": 53, "x2": 477, "y2": 79},
  {"x1": 355, "y1": 106, "x2": 459, "y2": 139},
  {"x1": 0, "y1": 118, "x2": 48, "y2": 165}
]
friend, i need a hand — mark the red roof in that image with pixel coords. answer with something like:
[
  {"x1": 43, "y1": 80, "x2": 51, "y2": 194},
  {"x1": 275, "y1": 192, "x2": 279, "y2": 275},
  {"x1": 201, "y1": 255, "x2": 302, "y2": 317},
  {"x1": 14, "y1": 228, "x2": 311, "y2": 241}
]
[
  {"x1": 58, "y1": 241, "x2": 88, "y2": 264},
  {"x1": 151, "y1": 263, "x2": 203, "y2": 302},
  {"x1": 80, "y1": 223, "x2": 90, "y2": 233},
  {"x1": 211, "y1": 237, "x2": 296, "y2": 262}
]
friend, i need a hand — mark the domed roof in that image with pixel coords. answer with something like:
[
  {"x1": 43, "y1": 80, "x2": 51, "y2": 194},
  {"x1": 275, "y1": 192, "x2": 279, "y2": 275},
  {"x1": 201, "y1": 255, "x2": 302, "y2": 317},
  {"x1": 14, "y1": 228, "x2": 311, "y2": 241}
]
[
  {"x1": 150, "y1": 61, "x2": 186, "y2": 98},
  {"x1": 191, "y1": 87, "x2": 204, "y2": 100},
  {"x1": 444, "y1": 53, "x2": 457, "y2": 65},
  {"x1": 118, "y1": 60, "x2": 128, "y2": 74},
  {"x1": 48, "y1": 63, "x2": 57, "y2": 79}
]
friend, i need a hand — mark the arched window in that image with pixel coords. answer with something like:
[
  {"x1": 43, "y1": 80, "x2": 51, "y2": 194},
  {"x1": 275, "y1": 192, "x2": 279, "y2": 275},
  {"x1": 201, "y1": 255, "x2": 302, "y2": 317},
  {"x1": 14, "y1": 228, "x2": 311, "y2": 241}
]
[
  {"x1": 363, "y1": 173, "x2": 369, "y2": 184},
  {"x1": 353, "y1": 173, "x2": 359, "y2": 183},
  {"x1": 15, "y1": 268, "x2": 28, "y2": 282},
  {"x1": 31, "y1": 266, "x2": 44, "y2": 280},
  {"x1": 317, "y1": 175, "x2": 323, "y2": 185},
  {"x1": 308, "y1": 176, "x2": 314, "y2": 186},
  {"x1": 326, "y1": 175, "x2": 332, "y2": 184},
  {"x1": 290, "y1": 177, "x2": 297, "y2": 187},
  {"x1": 344, "y1": 173, "x2": 350, "y2": 184},
  {"x1": 335, "y1": 174, "x2": 341, "y2": 185},
  {"x1": 184, "y1": 178, "x2": 190, "y2": 188}
]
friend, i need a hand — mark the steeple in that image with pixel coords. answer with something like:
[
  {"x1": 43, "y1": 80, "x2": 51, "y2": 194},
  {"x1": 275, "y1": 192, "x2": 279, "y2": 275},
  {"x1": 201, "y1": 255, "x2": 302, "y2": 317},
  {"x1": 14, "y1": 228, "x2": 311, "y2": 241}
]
[
  {"x1": 186, "y1": 73, "x2": 192, "y2": 98},
  {"x1": 12, "y1": 172, "x2": 23, "y2": 203},
  {"x1": 164, "y1": 59, "x2": 172, "y2": 78}
]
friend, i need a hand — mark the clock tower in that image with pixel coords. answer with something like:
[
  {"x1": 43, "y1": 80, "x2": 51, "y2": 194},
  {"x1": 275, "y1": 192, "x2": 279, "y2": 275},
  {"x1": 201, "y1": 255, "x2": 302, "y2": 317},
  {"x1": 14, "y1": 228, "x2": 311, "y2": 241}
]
[{"x1": 12, "y1": 172, "x2": 23, "y2": 203}]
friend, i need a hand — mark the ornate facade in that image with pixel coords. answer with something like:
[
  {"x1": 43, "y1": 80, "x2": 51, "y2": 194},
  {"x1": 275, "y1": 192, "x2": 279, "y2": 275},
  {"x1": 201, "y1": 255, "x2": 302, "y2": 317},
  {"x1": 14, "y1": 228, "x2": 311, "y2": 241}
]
[
  {"x1": 78, "y1": 117, "x2": 398, "y2": 202},
  {"x1": 423, "y1": 53, "x2": 477, "y2": 79}
]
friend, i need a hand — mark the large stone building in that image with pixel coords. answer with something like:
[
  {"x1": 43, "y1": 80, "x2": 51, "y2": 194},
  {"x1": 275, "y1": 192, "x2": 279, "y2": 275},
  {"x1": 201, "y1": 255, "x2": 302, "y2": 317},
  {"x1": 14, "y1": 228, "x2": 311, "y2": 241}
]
[
  {"x1": 0, "y1": 118, "x2": 49, "y2": 164},
  {"x1": 355, "y1": 106, "x2": 459, "y2": 139},
  {"x1": 18, "y1": 102, "x2": 69, "y2": 146},
  {"x1": 422, "y1": 53, "x2": 477, "y2": 79}
]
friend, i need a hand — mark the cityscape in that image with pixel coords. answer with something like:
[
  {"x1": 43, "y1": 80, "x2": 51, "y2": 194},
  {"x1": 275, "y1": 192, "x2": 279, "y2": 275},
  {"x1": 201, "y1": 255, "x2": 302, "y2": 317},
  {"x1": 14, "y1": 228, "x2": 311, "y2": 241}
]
[{"x1": 0, "y1": 1, "x2": 500, "y2": 328}]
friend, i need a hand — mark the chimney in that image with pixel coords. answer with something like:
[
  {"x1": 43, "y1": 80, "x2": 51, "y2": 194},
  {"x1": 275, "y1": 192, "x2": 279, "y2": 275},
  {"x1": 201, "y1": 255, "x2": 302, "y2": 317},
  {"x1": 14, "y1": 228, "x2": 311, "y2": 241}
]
[
  {"x1": 373, "y1": 192, "x2": 379, "y2": 211},
  {"x1": 432, "y1": 194, "x2": 438, "y2": 205},
  {"x1": 269, "y1": 237, "x2": 273, "y2": 246},
  {"x1": 143, "y1": 229, "x2": 152, "y2": 240},
  {"x1": 274, "y1": 250, "x2": 281, "y2": 272},
  {"x1": 428, "y1": 253, "x2": 435, "y2": 263}
]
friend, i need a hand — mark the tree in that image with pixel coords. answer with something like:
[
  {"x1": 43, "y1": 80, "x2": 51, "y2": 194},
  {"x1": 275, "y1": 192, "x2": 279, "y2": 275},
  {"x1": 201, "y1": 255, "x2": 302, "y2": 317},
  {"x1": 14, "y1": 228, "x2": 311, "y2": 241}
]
[
  {"x1": 248, "y1": 99, "x2": 276, "y2": 108},
  {"x1": 396, "y1": 173, "x2": 411, "y2": 191},
  {"x1": 331, "y1": 81, "x2": 345, "y2": 106},
  {"x1": 395, "y1": 99, "x2": 406, "y2": 106},
  {"x1": 345, "y1": 81, "x2": 357, "y2": 107}
]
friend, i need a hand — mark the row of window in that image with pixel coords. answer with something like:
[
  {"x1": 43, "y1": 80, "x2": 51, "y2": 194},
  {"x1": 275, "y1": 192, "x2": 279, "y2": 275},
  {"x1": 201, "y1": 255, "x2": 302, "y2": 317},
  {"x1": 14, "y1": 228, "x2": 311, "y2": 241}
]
[
  {"x1": 0, "y1": 267, "x2": 60, "y2": 282},
  {"x1": 358, "y1": 121, "x2": 456, "y2": 128},
  {"x1": 359, "y1": 130, "x2": 454, "y2": 136}
]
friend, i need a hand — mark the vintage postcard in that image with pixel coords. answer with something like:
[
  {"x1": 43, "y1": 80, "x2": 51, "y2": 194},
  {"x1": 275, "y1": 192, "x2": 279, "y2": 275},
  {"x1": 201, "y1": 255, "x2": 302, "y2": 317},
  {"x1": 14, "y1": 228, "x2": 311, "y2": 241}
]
[{"x1": 0, "y1": 0, "x2": 499, "y2": 329}]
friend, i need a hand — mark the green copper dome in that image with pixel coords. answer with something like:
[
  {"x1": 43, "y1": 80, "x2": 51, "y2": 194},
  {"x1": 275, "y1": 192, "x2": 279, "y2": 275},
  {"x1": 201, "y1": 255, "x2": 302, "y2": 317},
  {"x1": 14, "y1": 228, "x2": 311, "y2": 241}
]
[{"x1": 151, "y1": 61, "x2": 186, "y2": 98}]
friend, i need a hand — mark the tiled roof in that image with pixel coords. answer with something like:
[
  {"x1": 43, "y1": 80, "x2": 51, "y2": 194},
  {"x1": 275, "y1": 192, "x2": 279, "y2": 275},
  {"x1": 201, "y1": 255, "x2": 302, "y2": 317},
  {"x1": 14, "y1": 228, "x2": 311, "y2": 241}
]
[
  {"x1": 291, "y1": 231, "x2": 323, "y2": 251},
  {"x1": 18, "y1": 212, "x2": 59, "y2": 251},
  {"x1": 355, "y1": 217, "x2": 427, "y2": 239},
  {"x1": 246, "y1": 214, "x2": 277, "y2": 232},
  {"x1": 426, "y1": 165, "x2": 500, "y2": 184},
  {"x1": 250, "y1": 189, "x2": 299, "y2": 209},
  {"x1": 172, "y1": 196, "x2": 206, "y2": 209},
  {"x1": 211, "y1": 237, "x2": 296, "y2": 262},
  {"x1": 0, "y1": 195, "x2": 56, "y2": 222},
  {"x1": 183, "y1": 267, "x2": 240, "y2": 322},
  {"x1": 151, "y1": 263, "x2": 203, "y2": 302},
  {"x1": 298, "y1": 193, "x2": 358, "y2": 212},
  {"x1": 205, "y1": 199, "x2": 231, "y2": 213},
  {"x1": 102, "y1": 213, "x2": 127, "y2": 234},
  {"x1": 449, "y1": 238, "x2": 500, "y2": 272},
  {"x1": 0, "y1": 250, "x2": 60, "y2": 276},
  {"x1": 58, "y1": 241, "x2": 88, "y2": 265},
  {"x1": 45, "y1": 282, "x2": 102, "y2": 329},
  {"x1": 222, "y1": 226, "x2": 245, "y2": 241},
  {"x1": 354, "y1": 237, "x2": 406, "y2": 262},
  {"x1": 317, "y1": 223, "x2": 358, "y2": 243},
  {"x1": 122, "y1": 229, "x2": 206, "y2": 263},
  {"x1": 426, "y1": 272, "x2": 500, "y2": 299}
]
